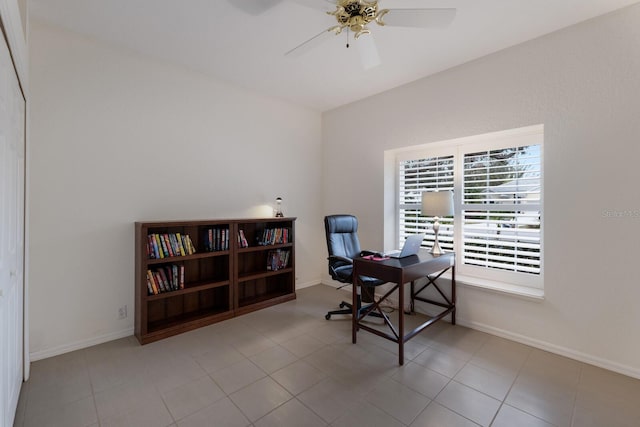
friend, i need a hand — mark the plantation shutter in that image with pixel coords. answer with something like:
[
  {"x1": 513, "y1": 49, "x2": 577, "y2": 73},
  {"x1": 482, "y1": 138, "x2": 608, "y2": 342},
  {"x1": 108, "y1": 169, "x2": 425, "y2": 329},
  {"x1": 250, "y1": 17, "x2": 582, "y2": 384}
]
[
  {"x1": 462, "y1": 145, "x2": 541, "y2": 275},
  {"x1": 398, "y1": 155, "x2": 454, "y2": 250}
]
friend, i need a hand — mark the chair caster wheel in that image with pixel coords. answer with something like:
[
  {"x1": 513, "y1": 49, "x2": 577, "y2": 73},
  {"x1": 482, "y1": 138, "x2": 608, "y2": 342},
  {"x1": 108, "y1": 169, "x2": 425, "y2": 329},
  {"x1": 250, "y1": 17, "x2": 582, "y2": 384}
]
[
  {"x1": 339, "y1": 302, "x2": 346, "y2": 308},
  {"x1": 325, "y1": 314, "x2": 331, "y2": 320}
]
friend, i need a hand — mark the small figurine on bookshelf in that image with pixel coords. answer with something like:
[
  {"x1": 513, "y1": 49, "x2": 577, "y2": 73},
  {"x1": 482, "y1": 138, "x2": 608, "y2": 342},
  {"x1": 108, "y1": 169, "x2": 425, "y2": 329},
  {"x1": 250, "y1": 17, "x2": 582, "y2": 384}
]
[{"x1": 275, "y1": 197, "x2": 284, "y2": 217}]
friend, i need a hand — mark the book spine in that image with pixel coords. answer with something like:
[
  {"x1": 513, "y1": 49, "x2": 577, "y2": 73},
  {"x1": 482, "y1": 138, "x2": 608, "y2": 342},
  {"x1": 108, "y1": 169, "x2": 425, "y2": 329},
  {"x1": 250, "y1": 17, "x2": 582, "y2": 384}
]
[
  {"x1": 153, "y1": 271, "x2": 165, "y2": 292},
  {"x1": 175, "y1": 233, "x2": 186, "y2": 256},
  {"x1": 146, "y1": 270, "x2": 158, "y2": 295},
  {"x1": 163, "y1": 234, "x2": 174, "y2": 257},
  {"x1": 155, "y1": 234, "x2": 165, "y2": 258}
]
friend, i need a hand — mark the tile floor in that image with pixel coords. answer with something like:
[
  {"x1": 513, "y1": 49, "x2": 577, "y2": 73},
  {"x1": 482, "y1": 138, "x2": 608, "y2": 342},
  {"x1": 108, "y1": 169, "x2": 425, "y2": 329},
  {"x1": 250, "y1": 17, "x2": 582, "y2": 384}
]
[{"x1": 13, "y1": 284, "x2": 640, "y2": 427}]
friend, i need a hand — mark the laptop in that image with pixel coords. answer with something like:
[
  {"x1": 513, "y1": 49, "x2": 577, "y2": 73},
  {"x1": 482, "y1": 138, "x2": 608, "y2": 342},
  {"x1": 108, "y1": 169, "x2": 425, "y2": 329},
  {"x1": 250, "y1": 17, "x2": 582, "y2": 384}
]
[{"x1": 380, "y1": 234, "x2": 425, "y2": 258}]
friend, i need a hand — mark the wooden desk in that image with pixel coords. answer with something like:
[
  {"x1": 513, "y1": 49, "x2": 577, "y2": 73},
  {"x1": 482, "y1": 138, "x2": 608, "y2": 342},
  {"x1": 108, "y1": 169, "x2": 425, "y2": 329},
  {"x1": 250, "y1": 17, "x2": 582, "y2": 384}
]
[{"x1": 352, "y1": 250, "x2": 456, "y2": 365}]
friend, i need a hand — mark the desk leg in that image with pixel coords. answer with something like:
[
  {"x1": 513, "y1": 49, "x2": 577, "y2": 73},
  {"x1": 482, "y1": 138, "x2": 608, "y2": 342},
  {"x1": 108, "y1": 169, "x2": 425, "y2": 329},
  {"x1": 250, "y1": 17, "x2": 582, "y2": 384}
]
[
  {"x1": 398, "y1": 280, "x2": 404, "y2": 365},
  {"x1": 451, "y1": 265, "x2": 456, "y2": 325},
  {"x1": 352, "y1": 270, "x2": 358, "y2": 344},
  {"x1": 410, "y1": 280, "x2": 415, "y2": 314}
]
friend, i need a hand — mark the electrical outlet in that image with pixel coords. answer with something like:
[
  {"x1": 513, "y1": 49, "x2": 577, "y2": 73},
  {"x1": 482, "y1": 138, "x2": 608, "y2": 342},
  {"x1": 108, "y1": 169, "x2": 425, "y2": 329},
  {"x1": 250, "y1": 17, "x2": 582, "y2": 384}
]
[{"x1": 118, "y1": 305, "x2": 127, "y2": 319}]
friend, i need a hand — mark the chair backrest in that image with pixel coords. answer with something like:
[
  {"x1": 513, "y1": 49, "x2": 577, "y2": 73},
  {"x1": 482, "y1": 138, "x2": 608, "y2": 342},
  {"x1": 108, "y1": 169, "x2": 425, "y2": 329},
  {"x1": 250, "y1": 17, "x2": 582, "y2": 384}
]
[{"x1": 324, "y1": 215, "x2": 362, "y2": 260}]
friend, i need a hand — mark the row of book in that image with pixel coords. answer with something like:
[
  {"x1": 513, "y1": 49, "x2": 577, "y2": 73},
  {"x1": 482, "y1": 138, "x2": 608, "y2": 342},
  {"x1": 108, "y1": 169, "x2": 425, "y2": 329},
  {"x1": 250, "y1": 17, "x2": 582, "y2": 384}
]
[
  {"x1": 147, "y1": 233, "x2": 196, "y2": 259},
  {"x1": 146, "y1": 265, "x2": 184, "y2": 295},
  {"x1": 258, "y1": 228, "x2": 291, "y2": 246},
  {"x1": 203, "y1": 228, "x2": 229, "y2": 252},
  {"x1": 266, "y1": 249, "x2": 291, "y2": 271}
]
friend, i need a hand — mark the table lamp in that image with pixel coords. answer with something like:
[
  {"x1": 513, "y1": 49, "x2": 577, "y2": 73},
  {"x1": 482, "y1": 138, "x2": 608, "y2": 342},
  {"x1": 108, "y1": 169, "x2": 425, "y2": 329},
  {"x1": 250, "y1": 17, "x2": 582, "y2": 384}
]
[
  {"x1": 421, "y1": 190, "x2": 454, "y2": 255},
  {"x1": 275, "y1": 197, "x2": 284, "y2": 217}
]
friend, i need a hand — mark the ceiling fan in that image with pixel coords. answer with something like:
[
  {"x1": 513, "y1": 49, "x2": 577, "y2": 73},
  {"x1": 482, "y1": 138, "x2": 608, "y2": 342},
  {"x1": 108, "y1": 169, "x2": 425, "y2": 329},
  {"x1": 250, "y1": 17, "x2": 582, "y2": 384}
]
[
  {"x1": 288, "y1": 0, "x2": 456, "y2": 69},
  {"x1": 229, "y1": 0, "x2": 456, "y2": 69}
]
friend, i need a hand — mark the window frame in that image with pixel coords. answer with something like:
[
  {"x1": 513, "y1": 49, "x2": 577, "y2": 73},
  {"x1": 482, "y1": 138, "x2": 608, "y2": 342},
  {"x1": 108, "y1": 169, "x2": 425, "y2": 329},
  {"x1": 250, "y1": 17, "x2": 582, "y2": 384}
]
[{"x1": 392, "y1": 125, "x2": 544, "y2": 293}]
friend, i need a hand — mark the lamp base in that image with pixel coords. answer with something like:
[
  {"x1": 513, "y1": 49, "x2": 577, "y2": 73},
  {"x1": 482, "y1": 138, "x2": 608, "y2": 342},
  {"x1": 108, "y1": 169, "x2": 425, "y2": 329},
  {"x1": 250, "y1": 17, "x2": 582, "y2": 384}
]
[
  {"x1": 430, "y1": 238, "x2": 445, "y2": 256},
  {"x1": 429, "y1": 217, "x2": 445, "y2": 256}
]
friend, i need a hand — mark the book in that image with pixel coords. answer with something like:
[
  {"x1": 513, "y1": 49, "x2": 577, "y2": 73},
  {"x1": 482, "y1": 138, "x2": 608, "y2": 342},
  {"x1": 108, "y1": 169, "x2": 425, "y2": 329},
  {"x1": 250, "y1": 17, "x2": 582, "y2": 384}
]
[
  {"x1": 163, "y1": 234, "x2": 174, "y2": 257},
  {"x1": 146, "y1": 270, "x2": 159, "y2": 295},
  {"x1": 175, "y1": 233, "x2": 186, "y2": 256},
  {"x1": 238, "y1": 230, "x2": 248, "y2": 248}
]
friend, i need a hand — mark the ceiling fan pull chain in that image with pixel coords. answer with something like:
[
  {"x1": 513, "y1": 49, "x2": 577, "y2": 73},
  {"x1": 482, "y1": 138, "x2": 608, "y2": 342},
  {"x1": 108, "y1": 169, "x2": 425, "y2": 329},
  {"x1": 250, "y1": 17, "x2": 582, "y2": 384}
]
[{"x1": 346, "y1": 27, "x2": 350, "y2": 48}]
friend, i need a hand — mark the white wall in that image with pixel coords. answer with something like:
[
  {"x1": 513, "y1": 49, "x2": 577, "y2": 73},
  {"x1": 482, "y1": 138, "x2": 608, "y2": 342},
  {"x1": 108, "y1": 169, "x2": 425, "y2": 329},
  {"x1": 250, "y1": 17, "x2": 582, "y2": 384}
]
[
  {"x1": 323, "y1": 5, "x2": 640, "y2": 378},
  {"x1": 28, "y1": 20, "x2": 325, "y2": 359}
]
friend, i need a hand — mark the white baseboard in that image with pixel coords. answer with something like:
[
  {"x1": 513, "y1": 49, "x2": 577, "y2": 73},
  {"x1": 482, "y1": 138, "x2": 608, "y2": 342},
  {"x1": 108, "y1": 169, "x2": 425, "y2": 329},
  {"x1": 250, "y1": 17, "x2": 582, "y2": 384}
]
[
  {"x1": 457, "y1": 318, "x2": 640, "y2": 380},
  {"x1": 29, "y1": 327, "x2": 135, "y2": 362},
  {"x1": 296, "y1": 279, "x2": 322, "y2": 290}
]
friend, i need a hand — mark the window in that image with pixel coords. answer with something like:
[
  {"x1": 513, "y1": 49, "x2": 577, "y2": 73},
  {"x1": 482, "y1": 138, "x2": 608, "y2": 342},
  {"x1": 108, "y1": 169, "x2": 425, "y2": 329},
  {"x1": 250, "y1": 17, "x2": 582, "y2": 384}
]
[{"x1": 394, "y1": 125, "x2": 543, "y2": 292}]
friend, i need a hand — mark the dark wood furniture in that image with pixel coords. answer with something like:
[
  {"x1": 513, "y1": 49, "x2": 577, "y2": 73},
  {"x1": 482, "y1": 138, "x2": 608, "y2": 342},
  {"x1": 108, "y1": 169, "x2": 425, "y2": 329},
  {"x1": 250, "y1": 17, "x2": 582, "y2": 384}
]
[
  {"x1": 135, "y1": 217, "x2": 296, "y2": 344},
  {"x1": 351, "y1": 250, "x2": 455, "y2": 365}
]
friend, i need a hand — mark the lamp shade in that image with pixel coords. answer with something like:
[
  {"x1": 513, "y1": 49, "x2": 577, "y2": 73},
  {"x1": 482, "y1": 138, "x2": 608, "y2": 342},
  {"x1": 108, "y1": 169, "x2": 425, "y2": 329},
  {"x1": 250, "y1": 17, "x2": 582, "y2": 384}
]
[{"x1": 421, "y1": 191, "x2": 454, "y2": 217}]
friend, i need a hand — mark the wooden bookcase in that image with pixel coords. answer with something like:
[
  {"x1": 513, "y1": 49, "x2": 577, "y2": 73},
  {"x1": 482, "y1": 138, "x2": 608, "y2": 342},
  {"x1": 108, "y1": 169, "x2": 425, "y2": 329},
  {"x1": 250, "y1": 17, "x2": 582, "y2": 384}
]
[{"x1": 135, "y1": 217, "x2": 296, "y2": 344}]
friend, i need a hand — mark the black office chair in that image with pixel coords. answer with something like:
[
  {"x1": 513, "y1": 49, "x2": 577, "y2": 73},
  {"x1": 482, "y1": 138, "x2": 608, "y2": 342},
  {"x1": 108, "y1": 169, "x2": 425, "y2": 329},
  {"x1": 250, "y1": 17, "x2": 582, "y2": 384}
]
[{"x1": 324, "y1": 215, "x2": 385, "y2": 320}]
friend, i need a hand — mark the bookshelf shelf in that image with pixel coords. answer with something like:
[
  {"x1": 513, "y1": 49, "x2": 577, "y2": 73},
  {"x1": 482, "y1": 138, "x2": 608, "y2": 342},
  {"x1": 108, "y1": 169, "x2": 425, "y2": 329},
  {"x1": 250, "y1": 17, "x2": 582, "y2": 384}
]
[
  {"x1": 135, "y1": 218, "x2": 296, "y2": 344},
  {"x1": 238, "y1": 267, "x2": 294, "y2": 283}
]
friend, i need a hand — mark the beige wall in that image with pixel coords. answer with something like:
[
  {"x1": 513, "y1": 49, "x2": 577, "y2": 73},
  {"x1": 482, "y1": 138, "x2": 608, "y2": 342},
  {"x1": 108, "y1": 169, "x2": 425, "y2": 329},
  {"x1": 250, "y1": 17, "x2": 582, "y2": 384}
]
[
  {"x1": 323, "y1": 5, "x2": 640, "y2": 377},
  {"x1": 28, "y1": 20, "x2": 325, "y2": 358}
]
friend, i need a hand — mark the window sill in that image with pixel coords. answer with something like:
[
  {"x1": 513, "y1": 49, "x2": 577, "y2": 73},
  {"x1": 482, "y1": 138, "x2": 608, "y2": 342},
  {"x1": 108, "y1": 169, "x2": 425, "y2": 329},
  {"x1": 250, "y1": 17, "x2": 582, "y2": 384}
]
[{"x1": 455, "y1": 274, "x2": 545, "y2": 301}]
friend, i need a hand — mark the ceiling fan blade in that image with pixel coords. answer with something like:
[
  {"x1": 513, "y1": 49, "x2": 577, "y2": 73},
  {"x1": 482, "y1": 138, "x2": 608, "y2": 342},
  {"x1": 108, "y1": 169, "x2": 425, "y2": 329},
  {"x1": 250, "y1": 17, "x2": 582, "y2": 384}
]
[
  {"x1": 285, "y1": 27, "x2": 334, "y2": 57},
  {"x1": 289, "y1": 0, "x2": 335, "y2": 11},
  {"x1": 227, "y1": 0, "x2": 283, "y2": 15},
  {"x1": 354, "y1": 34, "x2": 381, "y2": 70},
  {"x1": 380, "y1": 8, "x2": 456, "y2": 28}
]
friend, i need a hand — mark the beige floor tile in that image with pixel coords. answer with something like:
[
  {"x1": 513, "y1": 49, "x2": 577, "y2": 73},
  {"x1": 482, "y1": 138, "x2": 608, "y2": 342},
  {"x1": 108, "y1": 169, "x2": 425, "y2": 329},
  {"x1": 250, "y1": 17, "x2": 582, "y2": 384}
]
[
  {"x1": 177, "y1": 397, "x2": 251, "y2": 427},
  {"x1": 363, "y1": 376, "x2": 431, "y2": 425},
  {"x1": 249, "y1": 344, "x2": 298, "y2": 374},
  {"x1": 24, "y1": 372, "x2": 93, "y2": 415},
  {"x1": 210, "y1": 358, "x2": 267, "y2": 394},
  {"x1": 519, "y1": 349, "x2": 582, "y2": 388},
  {"x1": 410, "y1": 401, "x2": 480, "y2": 427},
  {"x1": 143, "y1": 352, "x2": 208, "y2": 393},
  {"x1": 271, "y1": 360, "x2": 328, "y2": 395},
  {"x1": 492, "y1": 404, "x2": 555, "y2": 427},
  {"x1": 427, "y1": 326, "x2": 489, "y2": 361},
  {"x1": 572, "y1": 400, "x2": 640, "y2": 427},
  {"x1": 435, "y1": 381, "x2": 501, "y2": 427},
  {"x1": 391, "y1": 361, "x2": 450, "y2": 399},
  {"x1": 469, "y1": 336, "x2": 531, "y2": 378},
  {"x1": 505, "y1": 375, "x2": 575, "y2": 427},
  {"x1": 413, "y1": 346, "x2": 468, "y2": 378},
  {"x1": 162, "y1": 376, "x2": 226, "y2": 421},
  {"x1": 191, "y1": 344, "x2": 246, "y2": 374},
  {"x1": 454, "y1": 363, "x2": 515, "y2": 401},
  {"x1": 24, "y1": 395, "x2": 97, "y2": 427},
  {"x1": 253, "y1": 398, "x2": 327, "y2": 427},
  {"x1": 330, "y1": 399, "x2": 405, "y2": 427},
  {"x1": 229, "y1": 376, "x2": 293, "y2": 422},
  {"x1": 99, "y1": 396, "x2": 174, "y2": 427},
  {"x1": 296, "y1": 377, "x2": 360, "y2": 423},
  {"x1": 94, "y1": 377, "x2": 162, "y2": 421},
  {"x1": 281, "y1": 334, "x2": 326, "y2": 358}
]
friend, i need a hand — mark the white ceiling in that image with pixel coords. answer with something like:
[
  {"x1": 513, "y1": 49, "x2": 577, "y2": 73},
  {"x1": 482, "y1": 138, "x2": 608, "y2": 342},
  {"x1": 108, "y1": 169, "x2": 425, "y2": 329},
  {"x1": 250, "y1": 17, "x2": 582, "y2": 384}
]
[{"x1": 29, "y1": 0, "x2": 639, "y2": 112}]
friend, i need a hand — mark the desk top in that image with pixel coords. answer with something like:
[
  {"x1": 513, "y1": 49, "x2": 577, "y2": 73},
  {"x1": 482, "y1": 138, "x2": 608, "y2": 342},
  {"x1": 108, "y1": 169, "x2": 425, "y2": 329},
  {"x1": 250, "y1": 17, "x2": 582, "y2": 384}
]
[{"x1": 354, "y1": 250, "x2": 455, "y2": 283}]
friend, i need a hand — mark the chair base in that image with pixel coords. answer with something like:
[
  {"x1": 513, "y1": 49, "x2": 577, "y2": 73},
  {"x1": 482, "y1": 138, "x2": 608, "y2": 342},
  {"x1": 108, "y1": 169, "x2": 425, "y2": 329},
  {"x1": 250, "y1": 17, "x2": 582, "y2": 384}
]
[{"x1": 325, "y1": 300, "x2": 384, "y2": 320}]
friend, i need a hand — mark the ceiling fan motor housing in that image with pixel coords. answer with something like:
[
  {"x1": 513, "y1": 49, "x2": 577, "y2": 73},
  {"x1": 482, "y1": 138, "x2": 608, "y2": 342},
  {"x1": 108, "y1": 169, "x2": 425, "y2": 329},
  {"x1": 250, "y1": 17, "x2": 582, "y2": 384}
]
[{"x1": 331, "y1": 0, "x2": 381, "y2": 37}]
